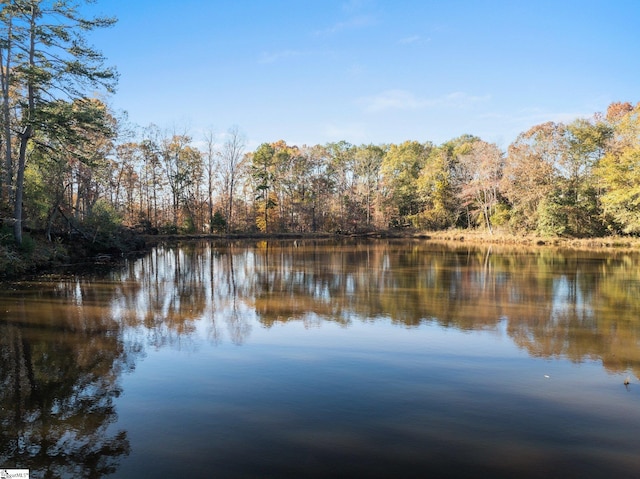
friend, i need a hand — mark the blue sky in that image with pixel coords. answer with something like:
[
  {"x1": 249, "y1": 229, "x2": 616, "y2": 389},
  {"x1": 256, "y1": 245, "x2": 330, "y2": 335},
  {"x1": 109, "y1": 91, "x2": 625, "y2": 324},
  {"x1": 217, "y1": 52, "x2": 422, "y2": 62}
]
[{"x1": 86, "y1": 0, "x2": 640, "y2": 149}]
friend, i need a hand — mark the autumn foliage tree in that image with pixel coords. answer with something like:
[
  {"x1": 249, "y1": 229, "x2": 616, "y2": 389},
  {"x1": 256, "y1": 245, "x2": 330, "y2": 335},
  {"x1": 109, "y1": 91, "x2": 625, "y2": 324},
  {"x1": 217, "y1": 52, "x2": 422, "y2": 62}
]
[
  {"x1": 594, "y1": 102, "x2": 640, "y2": 233},
  {"x1": 380, "y1": 141, "x2": 432, "y2": 227},
  {"x1": 456, "y1": 139, "x2": 503, "y2": 233},
  {"x1": 501, "y1": 122, "x2": 564, "y2": 234}
]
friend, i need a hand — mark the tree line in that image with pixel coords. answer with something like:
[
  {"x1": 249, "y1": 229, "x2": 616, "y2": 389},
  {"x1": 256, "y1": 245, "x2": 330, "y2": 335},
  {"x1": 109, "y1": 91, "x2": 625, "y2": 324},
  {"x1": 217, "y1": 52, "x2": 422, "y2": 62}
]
[{"x1": 2, "y1": 2, "x2": 640, "y2": 246}]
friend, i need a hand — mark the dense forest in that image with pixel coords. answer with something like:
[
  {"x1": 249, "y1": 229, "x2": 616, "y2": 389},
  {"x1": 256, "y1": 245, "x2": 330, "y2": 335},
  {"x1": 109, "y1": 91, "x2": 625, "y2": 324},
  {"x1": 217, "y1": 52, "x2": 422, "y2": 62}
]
[{"x1": 2, "y1": 2, "x2": 640, "y2": 257}]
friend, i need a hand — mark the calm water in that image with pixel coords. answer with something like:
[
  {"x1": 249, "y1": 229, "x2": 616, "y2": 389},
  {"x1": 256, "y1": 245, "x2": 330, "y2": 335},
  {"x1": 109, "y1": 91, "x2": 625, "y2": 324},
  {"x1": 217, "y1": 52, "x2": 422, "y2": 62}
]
[{"x1": 2, "y1": 239, "x2": 640, "y2": 478}]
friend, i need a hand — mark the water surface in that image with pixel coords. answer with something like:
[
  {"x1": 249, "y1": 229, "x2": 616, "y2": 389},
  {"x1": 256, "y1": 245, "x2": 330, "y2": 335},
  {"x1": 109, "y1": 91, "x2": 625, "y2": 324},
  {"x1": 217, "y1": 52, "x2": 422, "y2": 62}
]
[{"x1": 2, "y1": 239, "x2": 640, "y2": 478}]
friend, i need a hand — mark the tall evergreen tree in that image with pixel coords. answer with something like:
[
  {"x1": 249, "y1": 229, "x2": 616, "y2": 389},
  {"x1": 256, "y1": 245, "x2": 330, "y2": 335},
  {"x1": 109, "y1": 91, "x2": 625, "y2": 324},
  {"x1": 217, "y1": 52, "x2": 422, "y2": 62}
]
[{"x1": 0, "y1": 0, "x2": 117, "y2": 244}]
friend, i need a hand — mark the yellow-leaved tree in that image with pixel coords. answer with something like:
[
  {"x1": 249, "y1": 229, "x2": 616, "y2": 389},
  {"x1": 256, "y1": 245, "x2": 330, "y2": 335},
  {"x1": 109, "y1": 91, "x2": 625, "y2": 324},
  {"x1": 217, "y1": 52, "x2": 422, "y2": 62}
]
[{"x1": 594, "y1": 102, "x2": 640, "y2": 233}]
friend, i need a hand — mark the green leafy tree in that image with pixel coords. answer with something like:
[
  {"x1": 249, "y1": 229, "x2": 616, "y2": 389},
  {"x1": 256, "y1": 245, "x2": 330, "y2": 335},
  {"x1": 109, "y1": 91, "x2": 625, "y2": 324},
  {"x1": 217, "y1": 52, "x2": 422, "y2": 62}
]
[
  {"x1": 594, "y1": 103, "x2": 640, "y2": 233},
  {"x1": 416, "y1": 145, "x2": 458, "y2": 229},
  {"x1": 560, "y1": 117, "x2": 611, "y2": 236},
  {"x1": 0, "y1": 0, "x2": 17, "y2": 203},
  {"x1": 250, "y1": 142, "x2": 277, "y2": 232},
  {"x1": 20, "y1": 98, "x2": 116, "y2": 240},
  {"x1": 1, "y1": 0, "x2": 117, "y2": 245},
  {"x1": 380, "y1": 141, "x2": 432, "y2": 227},
  {"x1": 596, "y1": 148, "x2": 640, "y2": 233},
  {"x1": 210, "y1": 209, "x2": 227, "y2": 233}
]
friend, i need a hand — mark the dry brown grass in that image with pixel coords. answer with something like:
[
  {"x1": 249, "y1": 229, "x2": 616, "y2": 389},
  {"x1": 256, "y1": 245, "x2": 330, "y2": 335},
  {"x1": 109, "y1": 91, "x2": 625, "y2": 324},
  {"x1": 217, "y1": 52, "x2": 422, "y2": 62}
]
[
  {"x1": 413, "y1": 229, "x2": 640, "y2": 251},
  {"x1": 142, "y1": 228, "x2": 640, "y2": 252}
]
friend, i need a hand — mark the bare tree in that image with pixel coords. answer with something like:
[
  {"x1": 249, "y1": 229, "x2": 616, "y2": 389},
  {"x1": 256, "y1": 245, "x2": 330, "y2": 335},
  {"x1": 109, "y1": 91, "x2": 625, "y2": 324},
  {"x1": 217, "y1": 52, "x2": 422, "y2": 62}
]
[
  {"x1": 219, "y1": 126, "x2": 245, "y2": 233},
  {"x1": 202, "y1": 129, "x2": 218, "y2": 233}
]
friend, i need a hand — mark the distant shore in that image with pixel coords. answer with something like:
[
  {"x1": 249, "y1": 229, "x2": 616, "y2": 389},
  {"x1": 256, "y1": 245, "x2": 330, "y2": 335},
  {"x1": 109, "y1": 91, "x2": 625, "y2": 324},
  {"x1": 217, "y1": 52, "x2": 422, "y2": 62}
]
[
  {"x1": 143, "y1": 229, "x2": 640, "y2": 251},
  {"x1": 3, "y1": 228, "x2": 640, "y2": 280},
  {"x1": 416, "y1": 229, "x2": 640, "y2": 251}
]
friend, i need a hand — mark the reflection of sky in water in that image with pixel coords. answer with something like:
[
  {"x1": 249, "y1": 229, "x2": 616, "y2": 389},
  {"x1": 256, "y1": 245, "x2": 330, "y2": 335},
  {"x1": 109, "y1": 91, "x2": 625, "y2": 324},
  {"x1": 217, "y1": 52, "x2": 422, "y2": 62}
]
[
  {"x1": 112, "y1": 315, "x2": 640, "y2": 478},
  {"x1": 550, "y1": 275, "x2": 593, "y2": 324}
]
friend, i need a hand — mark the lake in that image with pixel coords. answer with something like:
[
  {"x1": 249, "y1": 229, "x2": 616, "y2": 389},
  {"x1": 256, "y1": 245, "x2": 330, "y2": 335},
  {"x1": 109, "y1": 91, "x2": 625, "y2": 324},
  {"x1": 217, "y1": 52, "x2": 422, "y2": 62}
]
[{"x1": 2, "y1": 239, "x2": 640, "y2": 478}]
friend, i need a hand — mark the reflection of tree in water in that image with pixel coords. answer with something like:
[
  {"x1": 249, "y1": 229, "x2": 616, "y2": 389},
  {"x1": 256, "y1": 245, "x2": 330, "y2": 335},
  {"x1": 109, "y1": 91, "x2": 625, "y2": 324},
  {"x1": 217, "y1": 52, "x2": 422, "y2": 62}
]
[
  {"x1": 3, "y1": 239, "x2": 639, "y2": 478},
  {"x1": 0, "y1": 280, "x2": 139, "y2": 478},
  {"x1": 249, "y1": 240, "x2": 381, "y2": 327},
  {"x1": 112, "y1": 245, "x2": 208, "y2": 350},
  {"x1": 206, "y1": 242, "x2": 253, "y2": 345},
  {"x1": 238, "y1": 240, "x2": 640, "y2": 378},
  {"x1": 0, "y1": 240, "x2": 263, "y2": 477},
  {"x1": 114, "y1": 242, "x2": 253, "y2": 347},
  {"x1": 503, "y1": 250, "x2": 640, "y2": 377},
  {"x1": 98, "y1": 241, "x2": 640, "y2": 379}
]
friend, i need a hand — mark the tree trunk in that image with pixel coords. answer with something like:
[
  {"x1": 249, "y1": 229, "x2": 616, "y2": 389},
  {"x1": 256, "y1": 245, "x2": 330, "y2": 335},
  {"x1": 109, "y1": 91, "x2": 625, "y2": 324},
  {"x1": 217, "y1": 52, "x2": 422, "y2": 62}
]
[
  {"x1": 13, "y1": 4, "x2": 37, "y2": 245},
  {"x1": 0, "y1": 12, "x2": 12, "y2": 204},
  {"x1": 1, "y1": 72, "x2": 11, "y2": 203},
  {"x1": 227, "y1": 178, "x2": 235, "y2": 234},
  {"x1": 14, "y1": 129, "x2": 31, "y2": 245}
]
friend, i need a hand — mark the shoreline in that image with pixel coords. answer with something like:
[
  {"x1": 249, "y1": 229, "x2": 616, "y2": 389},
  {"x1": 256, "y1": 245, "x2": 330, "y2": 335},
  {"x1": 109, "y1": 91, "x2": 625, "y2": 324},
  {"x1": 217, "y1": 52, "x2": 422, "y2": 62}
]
[
  {"x1": 3, "y1": 228, "x2": 639, "y2": 280},
  {"x1": 143, "y1": 229, "x2": 640, "y2": 252}
]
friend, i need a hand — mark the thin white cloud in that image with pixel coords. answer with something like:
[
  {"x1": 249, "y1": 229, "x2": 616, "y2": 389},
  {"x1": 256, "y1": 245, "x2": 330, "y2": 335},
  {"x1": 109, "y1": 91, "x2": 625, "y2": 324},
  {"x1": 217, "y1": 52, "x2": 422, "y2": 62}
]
[
  {"x1": 443, "y1": 91, "x2": 491, "y2": 108},
  {"x1": 362, "y1": 89, "x2": 428, "y2": 112},
  {"x1": 347, "y1": 63, "x2": 366, "y2": 78},
  {"x1": 341, "y1": 0, "x2": 373, "y2": 13},
  {"x1": 398, "y1": 35, "x2": 424, "y2": 45},
  {"x1": 315, "y1": 14, "x2": 377, "y2": 36},
  {"x1": 259, "y1": 49, "x2": 303, "y2": 64},
  {"x1": 360, "y1": 90, "x2": 490, "y2": 113}
]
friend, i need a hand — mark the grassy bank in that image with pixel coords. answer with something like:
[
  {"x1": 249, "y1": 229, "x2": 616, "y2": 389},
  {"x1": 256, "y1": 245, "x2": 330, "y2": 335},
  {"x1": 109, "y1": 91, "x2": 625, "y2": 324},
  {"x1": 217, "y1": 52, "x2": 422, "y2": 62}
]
[
  {"x1": 417, "y1": 229, "x2": 640, "y2": 251},
  {"x1": 141, "y1": 228, "x2": 640, "y2": 252}
]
